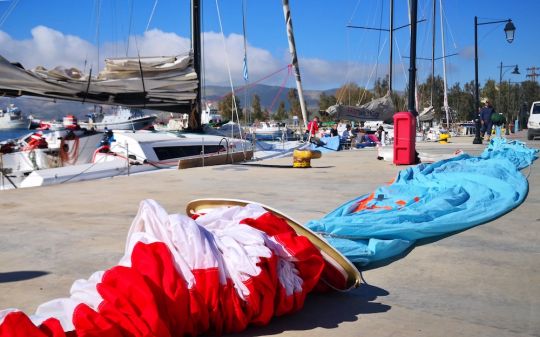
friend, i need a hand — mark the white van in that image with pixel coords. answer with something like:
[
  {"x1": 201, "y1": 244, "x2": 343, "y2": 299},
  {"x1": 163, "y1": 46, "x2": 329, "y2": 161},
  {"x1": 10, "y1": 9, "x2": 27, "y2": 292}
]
[{"x1": 527, "y1": 101, "x2": 540, "y2": 140}]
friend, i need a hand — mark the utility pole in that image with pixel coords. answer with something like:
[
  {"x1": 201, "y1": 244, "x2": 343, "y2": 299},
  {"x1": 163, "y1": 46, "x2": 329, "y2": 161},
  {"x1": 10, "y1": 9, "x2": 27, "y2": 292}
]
[{"x1": 526, "y1": 67, "x2": 539, "y2": 82}]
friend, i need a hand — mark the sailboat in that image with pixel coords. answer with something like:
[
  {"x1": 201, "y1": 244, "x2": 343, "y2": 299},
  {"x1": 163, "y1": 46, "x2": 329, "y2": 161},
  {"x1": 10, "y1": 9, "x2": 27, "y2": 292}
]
[
  {"x1": 0, "y1": 0, "x2": 317, "y2": 188},
  {"x1": 0, "y1": 0, "x2": 259, "y2": 190},
  {"x1": 325, "y1": 0, "x2": 398, "y2": 123},
  {"x1": 417, "y1": 0, "x2": 455, "y2": 130}
]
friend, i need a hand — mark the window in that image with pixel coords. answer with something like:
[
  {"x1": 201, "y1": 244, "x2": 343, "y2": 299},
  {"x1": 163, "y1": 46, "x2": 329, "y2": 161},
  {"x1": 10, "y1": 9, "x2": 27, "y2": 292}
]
[{"x1": 153, "y1": 145, "x2": 226, "y2": 161}]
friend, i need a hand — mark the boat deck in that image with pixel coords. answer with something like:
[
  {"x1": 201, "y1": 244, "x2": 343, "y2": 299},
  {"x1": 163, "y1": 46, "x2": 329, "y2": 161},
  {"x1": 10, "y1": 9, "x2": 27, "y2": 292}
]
[{"x1": 1, "y1": 132, "x2": 539, "y2": 337}]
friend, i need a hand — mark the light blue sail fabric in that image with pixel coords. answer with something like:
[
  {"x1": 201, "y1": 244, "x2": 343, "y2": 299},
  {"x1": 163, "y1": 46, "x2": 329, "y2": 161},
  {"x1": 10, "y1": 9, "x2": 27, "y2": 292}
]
[
  {"x1": 480, "y1": 137, "x2": 538, "y2": 169},
  {"x1": 306, "y1": 139, "x2": 538, "y2": 269},
  {"x1": 309, "y1": 136, "x2": 341, "y2": 152}
]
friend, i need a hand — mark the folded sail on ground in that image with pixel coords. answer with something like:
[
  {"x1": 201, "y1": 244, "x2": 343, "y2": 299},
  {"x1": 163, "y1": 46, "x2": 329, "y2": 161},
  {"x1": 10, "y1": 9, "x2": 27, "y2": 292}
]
[{"x1": 0, "y1": 54, "x2": 197, "y2": 113}]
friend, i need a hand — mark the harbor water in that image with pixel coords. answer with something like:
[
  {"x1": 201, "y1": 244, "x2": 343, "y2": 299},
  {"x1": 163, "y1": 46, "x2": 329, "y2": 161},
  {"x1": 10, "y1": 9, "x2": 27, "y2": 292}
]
[{"x1": 0, "y1": 129, "x2": 32, "y2": 142}]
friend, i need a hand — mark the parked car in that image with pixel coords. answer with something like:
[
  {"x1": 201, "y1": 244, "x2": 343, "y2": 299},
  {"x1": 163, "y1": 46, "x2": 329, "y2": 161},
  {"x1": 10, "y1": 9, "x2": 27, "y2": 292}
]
[{"x1": 527, "y1": 101, "x2": 540, "y2": 140}]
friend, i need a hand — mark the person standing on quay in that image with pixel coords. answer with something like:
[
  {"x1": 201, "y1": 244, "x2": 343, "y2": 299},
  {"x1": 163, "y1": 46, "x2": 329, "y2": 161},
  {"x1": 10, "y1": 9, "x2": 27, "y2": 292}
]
[
  {"x1": 306, "y1": 116, "x2": 320, "y2": 138},
  {"x1": 480, "y1": 99, "x2": 495, "y2": 141}
]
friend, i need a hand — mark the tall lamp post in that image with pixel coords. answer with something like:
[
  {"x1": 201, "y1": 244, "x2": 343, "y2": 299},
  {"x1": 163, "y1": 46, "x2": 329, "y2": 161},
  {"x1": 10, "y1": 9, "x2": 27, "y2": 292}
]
[
  {"x1": 498, "y1": 63, "x2": 520, "y2": 131},
  {"x1": 473, "y1": 17, "x2": 516, "y2": 144},
  {"x1": 508, "y1": 79, "x2": 524, "y2": 131}
]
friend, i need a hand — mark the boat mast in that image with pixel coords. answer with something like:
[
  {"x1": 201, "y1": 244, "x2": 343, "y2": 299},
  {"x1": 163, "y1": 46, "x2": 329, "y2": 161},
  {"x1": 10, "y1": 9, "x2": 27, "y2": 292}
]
[
  {"x1": 408, "y1": 0, "x2": 418, "y2": 116},
  {"x1": 431, "y1": 0, "x2": 436, "y2": 107},
  {"x1": 190, "y1": 0, "x2": 202, "y2": 130},
  {"x1": 282, "y1": 0, "x2": 308, "y2": 129},
  {"x1": 389, "y1": 0, "x2": 394, "y2": 93},
  {"x1": 439, "y1": 0, "x2": 450, "y2": 128}
]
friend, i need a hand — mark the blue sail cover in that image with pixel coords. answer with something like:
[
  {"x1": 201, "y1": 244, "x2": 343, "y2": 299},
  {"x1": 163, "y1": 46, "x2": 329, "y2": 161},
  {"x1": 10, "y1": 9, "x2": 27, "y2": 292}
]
[{"x1": 306, "y1": 138, "x2": 538, "y2": 269}]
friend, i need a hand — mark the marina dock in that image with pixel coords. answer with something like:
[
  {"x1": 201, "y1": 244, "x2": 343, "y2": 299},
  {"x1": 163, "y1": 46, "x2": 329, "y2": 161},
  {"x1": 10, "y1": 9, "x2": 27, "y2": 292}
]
[{"x1": 1, "y1": 133, "x2": 539, "y2": 337}]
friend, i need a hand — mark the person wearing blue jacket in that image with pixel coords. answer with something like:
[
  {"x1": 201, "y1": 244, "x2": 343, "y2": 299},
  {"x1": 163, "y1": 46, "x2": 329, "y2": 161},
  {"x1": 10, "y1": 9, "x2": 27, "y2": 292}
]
[{"x1": 480, "y1": 99, "x2": 495, "y2": 141}]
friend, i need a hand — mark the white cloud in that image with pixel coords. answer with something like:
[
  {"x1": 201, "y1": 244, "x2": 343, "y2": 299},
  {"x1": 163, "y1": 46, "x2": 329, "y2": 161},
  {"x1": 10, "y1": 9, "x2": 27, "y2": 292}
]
[
  {"x1": 199, "y1": 31, "x2": 282, "y2": 86},
  {"x1": 300, "y1": 57, "x2": 388, "y2": 89},
  {"x1": 460, "y1": 45, "x2": 475, "y2": 60},
  {"x1": 118, "y1": 29, "x2": 192, "y2": 58},
  {"x1": 0, "y1": 25, "x2": 384, "y2": 90},
  {"x1": 0, "y1": 26, "x2": 95, "y2": 71}
]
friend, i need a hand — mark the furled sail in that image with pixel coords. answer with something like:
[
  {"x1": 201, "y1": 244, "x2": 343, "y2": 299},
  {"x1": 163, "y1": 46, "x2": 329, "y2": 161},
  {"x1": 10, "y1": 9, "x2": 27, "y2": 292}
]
[
  {"x1": 418, "y1": 105, "x2": 435, "y2": 122},
  {"x1": 326, "y1": 92, "x2": 395, "y2": 122},
  {"x1": 0, "y1": 54, "x2": 198, "y2": 113}
]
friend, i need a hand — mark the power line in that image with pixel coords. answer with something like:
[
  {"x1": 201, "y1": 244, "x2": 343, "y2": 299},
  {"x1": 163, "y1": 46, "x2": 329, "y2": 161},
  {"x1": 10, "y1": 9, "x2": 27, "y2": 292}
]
[{"x1": 526, "y1": 66, "x2": 539, "y2": 82}]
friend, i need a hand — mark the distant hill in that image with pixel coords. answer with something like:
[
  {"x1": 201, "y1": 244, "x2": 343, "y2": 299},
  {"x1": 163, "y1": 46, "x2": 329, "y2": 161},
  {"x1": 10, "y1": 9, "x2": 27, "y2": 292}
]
[
  {"x1": 204, "y1": 84, "x2": 337, "y2": 112},
  {"x1": 0, "y1": 84, "x2": 338, "y2": 120},
  {"x1": 0, "y1": 97, "x2": 97, "y2": 121}
]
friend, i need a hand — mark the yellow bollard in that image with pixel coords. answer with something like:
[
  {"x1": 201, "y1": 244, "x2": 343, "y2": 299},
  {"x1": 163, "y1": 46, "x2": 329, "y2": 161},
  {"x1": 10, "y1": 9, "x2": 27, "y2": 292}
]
[
  {"x1": 439, "y1": 133, "x2": 450, "y2": 144},
  {"x1": 293, "y1": 149, "x2": 313, "y2": 168}
]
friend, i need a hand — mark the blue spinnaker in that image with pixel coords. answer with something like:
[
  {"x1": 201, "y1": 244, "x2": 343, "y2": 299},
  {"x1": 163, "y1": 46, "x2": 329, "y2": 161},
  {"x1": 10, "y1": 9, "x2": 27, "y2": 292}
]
[{"x1": 306, "y1": 139, "x2": 538, "y2": 268}]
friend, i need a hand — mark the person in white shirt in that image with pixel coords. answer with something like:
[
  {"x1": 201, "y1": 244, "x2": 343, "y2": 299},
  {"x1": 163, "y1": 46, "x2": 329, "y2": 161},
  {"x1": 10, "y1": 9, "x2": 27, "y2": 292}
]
[{"x1": 337, "y1": 120, "x2": 347, "y2": 137}]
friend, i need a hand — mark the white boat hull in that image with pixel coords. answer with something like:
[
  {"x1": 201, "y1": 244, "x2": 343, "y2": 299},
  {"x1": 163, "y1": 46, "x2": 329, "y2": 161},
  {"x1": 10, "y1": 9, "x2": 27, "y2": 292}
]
[
  {"x1": 0, "y1": 119, "x2": 29, "y2": 129},
  {"x1": 0, "y1": 131, "x2": 104, "y2": 179},
  {"x1": 19, "y1": 148, "x2": 253, "y2": 188},
  {"x1": 81, "y1": 115, "x2": 157, "y2": 131}
]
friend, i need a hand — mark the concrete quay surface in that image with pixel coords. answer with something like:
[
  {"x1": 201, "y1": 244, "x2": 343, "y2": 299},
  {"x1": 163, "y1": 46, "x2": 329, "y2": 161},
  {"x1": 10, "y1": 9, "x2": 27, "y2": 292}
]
[{"x1": 1, "y1": 133, "x2": 539, "y2": 337}]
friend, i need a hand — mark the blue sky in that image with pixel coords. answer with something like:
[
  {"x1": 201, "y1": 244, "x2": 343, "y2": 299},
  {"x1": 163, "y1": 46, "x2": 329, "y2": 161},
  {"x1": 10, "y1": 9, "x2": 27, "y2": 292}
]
[{"x1": 0, "y1": 0, "x2": 538, "y2": 93}]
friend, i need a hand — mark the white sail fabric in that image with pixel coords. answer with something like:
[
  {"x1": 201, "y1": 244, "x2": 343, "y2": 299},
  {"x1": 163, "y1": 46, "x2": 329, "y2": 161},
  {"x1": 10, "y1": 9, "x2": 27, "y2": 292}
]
[
  {"x1": 0, "y1": 54, "x2": 197, "y2": 112},
  {"x1": 418, "y1": 106, "x2": 435, "y2": 122}
]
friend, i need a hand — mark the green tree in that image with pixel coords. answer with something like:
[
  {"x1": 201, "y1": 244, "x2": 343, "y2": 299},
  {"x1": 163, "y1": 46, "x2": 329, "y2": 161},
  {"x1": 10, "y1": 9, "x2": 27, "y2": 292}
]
[
  {"x1": 480, "y1": 79, "x2": 498, "y2": 109},
  {"x1": 251, "y1": 94, "x2": 264, "y2": 122},
  {"x1": 417, "y1": 75, "x2": 445, "y2": 118},
  {"x1": 335, "y1": 82, "x2": 373, "y2": 106},
  {"x1": 447, "y1": 82, "x2": 475, "y2": 121},
  {"x1": 318, "y1": 92, "x2": 337, "y2": 111},
  {"x1": 497, "y1": 81, "x2": 512, "y2": 119},
  {"x1": 373, "y1": 75, "x2": 389, "y2": 98},
  {"x1": 274, "y1": 101, "x2": 288, "y2": 121},
  {"x1": 390, "y1": 91, "x2": 406, "y2": 113},
  {"x1": 520, "y1": 80, "x2": 540, "y2": 112},
  {"x1": 262, "y1": 108, "x2": 270, "y2": 120},
  {"x1": 287, "y1": 88, "x2": 302, "y2": 118},
  {"x1": 507, "y1": 82, "x2": 522, "y2": 121},
  {"x1": 358, "y1": 87, "x2": 374, "y2": 105},
  {"x1": 463, "y1": 80, "x2": 477, "y2": 119},
  {"x1": 513, "y1": 80, "x2": 540, "y2": 125},
  {"x1": 218, "y1": 93, "x2": 242, "y2": 121}
]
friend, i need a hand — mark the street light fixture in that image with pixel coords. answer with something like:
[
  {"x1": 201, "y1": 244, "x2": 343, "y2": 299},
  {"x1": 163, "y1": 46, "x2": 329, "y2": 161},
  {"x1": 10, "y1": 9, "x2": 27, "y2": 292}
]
[
  {"x1": 498, "y1": 63, "x2": 520, "y2": 124},
  {"x1": 499, "y1": 64, "x2": 520, "y2": 89},
  {"x1": 504, "y1": 20, "x2": 516, "y2": 43},
  {"x1": 473, "y1": 17, "x2": 516, "y2": 144}
]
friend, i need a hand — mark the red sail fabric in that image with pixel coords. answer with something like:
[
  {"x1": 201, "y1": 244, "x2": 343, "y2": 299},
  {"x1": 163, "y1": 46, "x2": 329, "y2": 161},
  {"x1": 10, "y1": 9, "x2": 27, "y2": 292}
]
[{"x1": 0, "y1": 200, "x2": 327, "y2": 337}]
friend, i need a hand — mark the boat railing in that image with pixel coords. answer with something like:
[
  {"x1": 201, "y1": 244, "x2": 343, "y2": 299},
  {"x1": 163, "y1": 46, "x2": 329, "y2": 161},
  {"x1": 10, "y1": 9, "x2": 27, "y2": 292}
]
[{"x1": 0, "y1": 154, "x2": 18, "y2": 190}]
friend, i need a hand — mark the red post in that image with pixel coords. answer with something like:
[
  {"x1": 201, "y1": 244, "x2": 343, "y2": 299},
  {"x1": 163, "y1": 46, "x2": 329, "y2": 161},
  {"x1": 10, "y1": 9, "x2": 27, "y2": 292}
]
[{"x1": 393, "y1": 111, "x2": 416, "y2": 165}]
